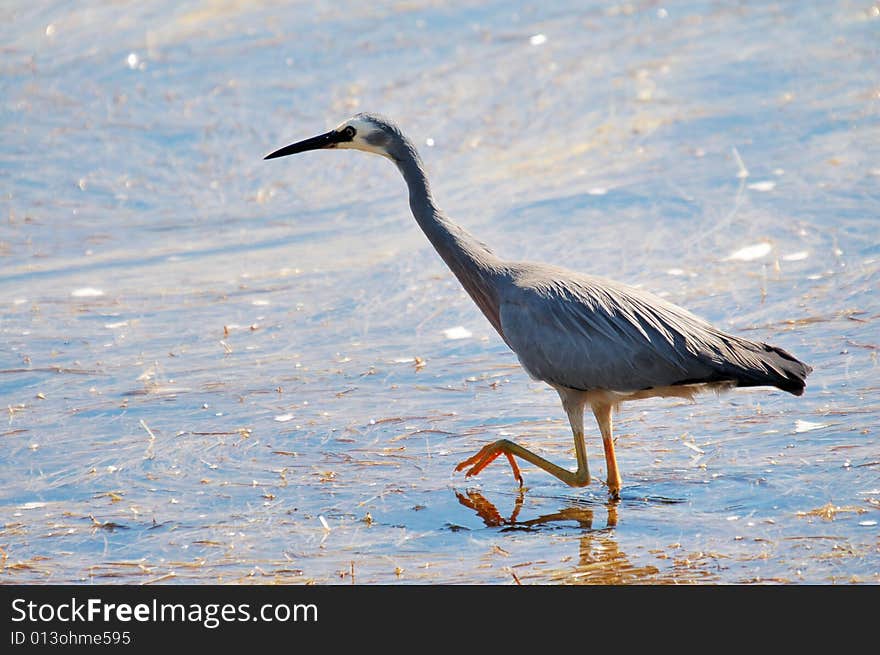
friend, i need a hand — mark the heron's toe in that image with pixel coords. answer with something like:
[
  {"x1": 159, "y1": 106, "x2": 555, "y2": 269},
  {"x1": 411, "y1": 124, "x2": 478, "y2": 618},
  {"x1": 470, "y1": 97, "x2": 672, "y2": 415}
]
[
  {"x1": 454, "y1": 448, "x2": 490, "y2": 473},
  {"x1": 455, "y1": 442, "x2": 504, "y2": 478}
]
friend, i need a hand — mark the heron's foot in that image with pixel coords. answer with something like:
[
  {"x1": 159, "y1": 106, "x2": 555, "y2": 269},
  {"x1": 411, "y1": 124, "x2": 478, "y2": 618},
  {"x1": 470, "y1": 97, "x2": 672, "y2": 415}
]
[
  {"x1": 455, "y1": 439, "x2": 524, "y2": 487},
  {"x1": 602, "y1": 476, "x2": 622, "y2": 501},
  {"x1": 607, "y1": 484, "x2": 621, "y2": 502}
]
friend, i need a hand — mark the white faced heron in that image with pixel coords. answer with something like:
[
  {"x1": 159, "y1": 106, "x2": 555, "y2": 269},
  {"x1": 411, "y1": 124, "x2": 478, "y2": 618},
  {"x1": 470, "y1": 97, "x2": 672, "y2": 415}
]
[{"x1": 265, "y1": 113, "x2": 812, "y2": 499}]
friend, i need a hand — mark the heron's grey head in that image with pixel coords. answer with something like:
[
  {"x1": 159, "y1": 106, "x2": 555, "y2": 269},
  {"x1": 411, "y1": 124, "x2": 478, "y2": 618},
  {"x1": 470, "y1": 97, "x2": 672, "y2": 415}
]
[{"x1": 264, "y1": 113, "x2": 408, "y2": 162}]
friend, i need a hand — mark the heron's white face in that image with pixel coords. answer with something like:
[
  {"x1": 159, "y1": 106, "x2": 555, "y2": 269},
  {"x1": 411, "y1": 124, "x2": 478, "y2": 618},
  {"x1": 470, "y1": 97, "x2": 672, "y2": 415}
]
[
  {"x1": 263, "y1": 113, "x2": 402, "y2": 163},
  {"x1": 333, "y1": 117, "x2": 394, "y2": 158}
]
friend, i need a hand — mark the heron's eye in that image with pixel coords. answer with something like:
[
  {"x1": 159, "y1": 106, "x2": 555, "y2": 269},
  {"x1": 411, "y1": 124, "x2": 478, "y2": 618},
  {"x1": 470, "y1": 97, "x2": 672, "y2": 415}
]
[{"x1": 342, "y1": 126, "x2": 356, "y2": 139}]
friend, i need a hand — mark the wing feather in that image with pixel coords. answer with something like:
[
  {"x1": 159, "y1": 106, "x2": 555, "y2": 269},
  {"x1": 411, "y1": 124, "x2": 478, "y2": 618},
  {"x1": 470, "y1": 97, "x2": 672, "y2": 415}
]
[{"x1": 499, "y1": 267, "x2": 810, "y2": 394}]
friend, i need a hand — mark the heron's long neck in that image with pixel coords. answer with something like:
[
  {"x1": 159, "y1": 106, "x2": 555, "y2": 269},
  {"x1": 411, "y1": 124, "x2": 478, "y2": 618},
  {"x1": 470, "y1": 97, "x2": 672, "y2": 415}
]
[{"x1": 394, "y1": 146, "x2": 506, "y2": 337}]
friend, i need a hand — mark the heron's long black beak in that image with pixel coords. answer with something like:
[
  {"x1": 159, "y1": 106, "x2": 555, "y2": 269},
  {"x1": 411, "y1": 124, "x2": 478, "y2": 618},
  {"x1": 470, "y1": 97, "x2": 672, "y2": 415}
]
[{"x1": 264, "y1": 130, "x2": 343, "y2": 160}]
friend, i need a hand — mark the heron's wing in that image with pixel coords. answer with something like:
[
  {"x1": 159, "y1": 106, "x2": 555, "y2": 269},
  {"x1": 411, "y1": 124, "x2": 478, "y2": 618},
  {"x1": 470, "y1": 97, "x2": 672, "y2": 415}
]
[{"x1": 499, "y1": 272, "x2": 808, "y2": 393}]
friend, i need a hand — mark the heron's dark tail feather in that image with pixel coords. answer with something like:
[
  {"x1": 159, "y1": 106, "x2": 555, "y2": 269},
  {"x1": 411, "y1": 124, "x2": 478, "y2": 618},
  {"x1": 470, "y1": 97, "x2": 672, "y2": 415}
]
[
  {"x1": 721, "y1": 340, "x2": 812, "y2": 396},
  {"x1": 673, "y1": 338, "x2": 812, "y2": 396}
]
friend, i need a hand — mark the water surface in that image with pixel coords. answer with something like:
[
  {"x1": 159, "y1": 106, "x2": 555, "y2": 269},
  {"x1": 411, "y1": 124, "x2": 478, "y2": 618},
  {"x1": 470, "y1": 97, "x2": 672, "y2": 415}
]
[{"x1": 1, "y1": 1, "x2": 878, "y2": 584}]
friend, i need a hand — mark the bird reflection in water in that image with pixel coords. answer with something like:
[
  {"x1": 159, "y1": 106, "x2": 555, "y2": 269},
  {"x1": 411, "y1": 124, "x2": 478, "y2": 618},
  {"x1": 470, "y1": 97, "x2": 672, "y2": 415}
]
[
  {"x1": 455, "y1": 490, "x2": 711, "y2": 584},
  {"x1": 455, "y1": 488, "x2": 617, "y2": 530}
]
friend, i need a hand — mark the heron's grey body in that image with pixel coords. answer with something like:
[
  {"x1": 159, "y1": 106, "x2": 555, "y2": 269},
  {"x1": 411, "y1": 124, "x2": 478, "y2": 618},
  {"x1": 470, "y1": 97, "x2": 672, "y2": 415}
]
[{"x1": 265, "y1": 112, "x2": 811, "y2": 497}]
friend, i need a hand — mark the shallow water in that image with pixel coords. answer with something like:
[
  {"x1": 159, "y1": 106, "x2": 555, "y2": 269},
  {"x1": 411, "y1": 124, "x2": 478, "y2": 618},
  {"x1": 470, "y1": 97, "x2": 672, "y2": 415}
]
[{"x1": 1, "y1": 1, "x2": 878, "y2": 584}]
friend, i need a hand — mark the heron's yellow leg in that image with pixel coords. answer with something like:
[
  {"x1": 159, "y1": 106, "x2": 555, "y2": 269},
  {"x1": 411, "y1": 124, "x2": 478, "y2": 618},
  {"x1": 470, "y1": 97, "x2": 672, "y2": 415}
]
[
  {"x1": 455, "y1": 392, "x2": 591, "y2": 488},
  {"x1": 592, "y1": 403, "x2": 621, "y2": 499},
  {"x1": 455, "y1": 438, "x2": 590, "y2": 487}
]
